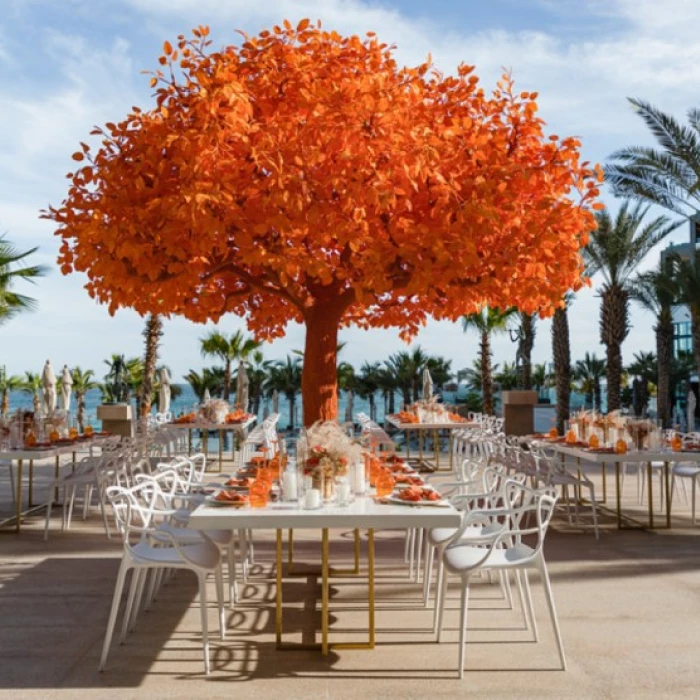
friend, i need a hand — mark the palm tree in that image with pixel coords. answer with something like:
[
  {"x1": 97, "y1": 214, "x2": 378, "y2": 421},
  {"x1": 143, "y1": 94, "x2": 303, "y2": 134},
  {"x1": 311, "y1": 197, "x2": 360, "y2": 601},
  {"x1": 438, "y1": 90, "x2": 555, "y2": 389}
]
[
  {"x1": 376, "y1": 364, "x2": 399, "y2": 415},
  {"x1": 21, "y1": 371, "x2": 43, "y2": 413},
  {"x1": 138, "y1": 313, "x2": 163, "y2": 418},
  {"x1": 531, "y1": 363, "x2": 550, "y2": 398},
  {"x1": 585, "y1": 202, "x2": 678, "y2": 412},
  {"x1": 606, "y1": 99, "x2": 700, "y2": 219},
  {"x1": 667, "y1": 254, "x2": 700, "y2": 394},
  {"x1": 461, "y1": 307, "x2": 515, "y2": 415},
  {"x1": 0, "y1": 236, "x2": 47, "y2": 326},
  {"x1": 552, "y1": 301, "x2": 571, "y2": 433},
  {"x1": 265, "y1": 356, "x2": 303, "y2": 429},
  {"x1": 627, "y1": 351, "x2": 657, "y2": 417},
  {"x1": 71, "y1": 367, "x2": 99, "y2": 431},
  {"x1": 356, "y1": 362, "x2": 381, "y2": 420},
  {"x1": 200, "y1": 330, "x2": 261, "y2": 401},
  {"x1": 0, "y1": 371, "x2": 22, "y2": 416},
  {"x1": 494, "y1": 361, "x2": 519, "y2": 391},
  {"x1": 573, "y1": 352, "x2": 606, "y2": 411},
  {"x1": 102, "y1": 354, "x2": 143, "y2": 403},
  {"x1": 246, "y1": 350, "x2": 271, "y2": 416},
  {"x1": 514, "y1": 311, "x2": 537, "y2": 390},
  {"x1": 183, "y1": 368, "x2": 220, "y2": 403},
  {"x1": 629, "y1": 260, "x2": 678, "y2": 427}
]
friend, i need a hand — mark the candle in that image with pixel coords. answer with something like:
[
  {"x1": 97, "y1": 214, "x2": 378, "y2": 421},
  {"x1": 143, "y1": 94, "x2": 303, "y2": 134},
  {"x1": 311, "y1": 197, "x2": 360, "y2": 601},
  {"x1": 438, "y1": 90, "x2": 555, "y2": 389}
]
[
  {"x1": 351, "y1": 461, "x2": 366, "y2": 495},
  {"x1": 337, "y1": 481, "x2": 351, "y2": 503},
  {"x1": 305, "y1": 488, "x2": 321, "y2": 509},
  {"x1": 282, "y1": 471, "x2": 298, "y2": 501}
]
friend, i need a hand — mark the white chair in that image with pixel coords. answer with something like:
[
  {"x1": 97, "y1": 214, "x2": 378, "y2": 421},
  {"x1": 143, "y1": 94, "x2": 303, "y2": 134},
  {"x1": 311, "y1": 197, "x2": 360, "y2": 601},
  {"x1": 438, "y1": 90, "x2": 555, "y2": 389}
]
[
  {"x1": 670, "y1": 461, "x2": 700, "y2": 524},
  {"x1": 435, "y1": 482, "x2": 565, "y2": 678},
  {"x1": 100, "y1": 482, "x2": 225, "y2": 675}
]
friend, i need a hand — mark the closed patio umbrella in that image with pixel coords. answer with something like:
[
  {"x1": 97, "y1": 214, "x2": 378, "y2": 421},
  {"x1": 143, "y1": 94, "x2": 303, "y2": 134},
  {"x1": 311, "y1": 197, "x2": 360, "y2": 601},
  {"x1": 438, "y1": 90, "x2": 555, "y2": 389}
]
[
  {"x1": 237, "y1": 360, "x2": 249, "y2": 411},
  {"x1": 422, "y1": 367, "x2": 434, "y2": 401}
]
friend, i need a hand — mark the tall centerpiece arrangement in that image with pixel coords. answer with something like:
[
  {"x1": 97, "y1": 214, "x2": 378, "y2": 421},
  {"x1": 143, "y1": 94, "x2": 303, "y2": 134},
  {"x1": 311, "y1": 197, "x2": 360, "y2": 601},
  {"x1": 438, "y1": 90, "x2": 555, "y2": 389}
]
[{"x1": 297, "y1": 421, "x2": 363, "y2": 502}]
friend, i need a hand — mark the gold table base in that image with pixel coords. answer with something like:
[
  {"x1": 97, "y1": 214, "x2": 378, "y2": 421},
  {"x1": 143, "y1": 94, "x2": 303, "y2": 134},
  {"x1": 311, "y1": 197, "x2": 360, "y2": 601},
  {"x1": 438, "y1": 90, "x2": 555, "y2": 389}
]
[{"x1": 275, "y1": 527, "x2": 375, "y2": 654}]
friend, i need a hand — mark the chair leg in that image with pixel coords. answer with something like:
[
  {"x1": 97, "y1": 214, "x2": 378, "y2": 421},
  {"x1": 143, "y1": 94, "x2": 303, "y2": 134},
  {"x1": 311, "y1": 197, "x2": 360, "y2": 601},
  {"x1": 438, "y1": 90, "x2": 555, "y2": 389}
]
[
  {"x1": 227, "y1": 540, "x2": 237, "y2": 607},
  {"x1": 538, "y1": 559, "x2": 567, "y2": 671},
  {"x1": 128, "y1": 567, "x2": 148, "y2": 633},
  {"x1": 408, "y1": 529, "x2": 416, "y2": 579},
  {"x1": 404, "y1": 529, "x2": 411, "y2": 563},
  {"x1": 514, "y1": 570, "x2": 529, "y2": 630},
  {"x1": 501, "y1": 569, "x2": 513, "y2": 610},
  {"x1": 198, "y1": 573, "x2": 211, "y2": 675},
  {"x1": 100, "y1": 559, "x2": 130, "y2": 671},
  {"x1": 44, "y1": 492, "x2": 54, "y2": 541},
  {"x1": 436, "y1": 564, "x2": 449, "y2": 643},
  {"x1": 423, "y1": 543, "x2": 435, "y2": 607},
  {"x1": 238, "y1": 529, "x2": 248, "y2": 582},
  {"x1": 458, "y1": 577, "x2": 470, "y2": 679},
  {"x1": 215, "y1": 565, "x2": 226, "y2": 640},
  {"x1": 670, "y1": 475, "x2": 675, "y2": 516},
  {"x1": 522, "y1": 569, "x2": 539, "y2": 642},
  {"x1": 415, "y1": 529, "x2": 424, "y2": 582},
  {"x1": 693, "y1": 477, "x2": 697, "y2": 525},
  {"x1": 121, "y1": 568, "x2": 142, "y2": 642},
  {"x1": 433, "y1": 556, "x2": 445, "y2": 634}
]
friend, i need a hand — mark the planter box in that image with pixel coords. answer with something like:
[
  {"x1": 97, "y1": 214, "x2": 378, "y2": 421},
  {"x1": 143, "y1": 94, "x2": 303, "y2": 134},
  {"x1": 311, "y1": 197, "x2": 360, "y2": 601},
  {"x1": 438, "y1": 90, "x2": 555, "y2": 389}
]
[
  {"x1": 97, "y1": 404, "x2": 133, "y2": 438},
  {"x1": 501, "y1": 390, "x2": 537, "y2": 436}
]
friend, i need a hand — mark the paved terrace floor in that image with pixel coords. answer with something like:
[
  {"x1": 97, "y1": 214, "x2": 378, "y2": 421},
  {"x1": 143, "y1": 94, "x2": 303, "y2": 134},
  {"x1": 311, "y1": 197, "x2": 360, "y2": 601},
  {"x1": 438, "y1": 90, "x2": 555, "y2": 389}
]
[{"x1": 1, "y1": 456, "x2": 699, "y2": 699}]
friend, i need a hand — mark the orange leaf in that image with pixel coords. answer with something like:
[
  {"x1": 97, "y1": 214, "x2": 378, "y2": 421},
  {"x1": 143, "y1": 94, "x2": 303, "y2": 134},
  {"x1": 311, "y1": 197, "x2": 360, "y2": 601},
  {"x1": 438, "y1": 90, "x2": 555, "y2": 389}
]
[{"x1": 71, "y1": 152, "x2": 84, "y2": 161}]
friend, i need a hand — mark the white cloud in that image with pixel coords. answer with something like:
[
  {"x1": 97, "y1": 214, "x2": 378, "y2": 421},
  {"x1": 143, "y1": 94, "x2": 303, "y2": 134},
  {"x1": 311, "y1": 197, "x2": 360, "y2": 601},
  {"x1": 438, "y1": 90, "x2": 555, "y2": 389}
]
[{"x1": 0, "y1": 0, "x2": 695, "y2": 379}]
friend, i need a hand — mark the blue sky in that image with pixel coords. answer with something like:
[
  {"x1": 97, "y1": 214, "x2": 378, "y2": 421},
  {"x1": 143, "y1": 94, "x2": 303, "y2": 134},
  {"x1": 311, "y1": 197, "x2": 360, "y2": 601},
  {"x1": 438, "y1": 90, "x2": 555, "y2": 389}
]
[{"x1": 1, "y1": 0, "x2": 699, "y2": 381}]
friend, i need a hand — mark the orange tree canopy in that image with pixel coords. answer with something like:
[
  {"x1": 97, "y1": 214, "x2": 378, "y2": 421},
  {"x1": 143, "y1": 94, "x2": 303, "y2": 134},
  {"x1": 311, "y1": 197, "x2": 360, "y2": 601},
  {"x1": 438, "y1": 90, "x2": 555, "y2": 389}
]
[{"x1": 45, "y1": 20, "x2": 601, "y2": 425}]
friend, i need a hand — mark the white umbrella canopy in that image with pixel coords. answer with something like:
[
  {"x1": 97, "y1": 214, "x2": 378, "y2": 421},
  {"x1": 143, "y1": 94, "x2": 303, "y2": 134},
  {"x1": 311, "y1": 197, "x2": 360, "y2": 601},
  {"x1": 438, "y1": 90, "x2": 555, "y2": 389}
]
[
  {"x1": 158, "y1": 367, "x2": 171, "y2": 414},
  {"x1": 422, "y1": 367, "x2": 434, "y2": 402},
  {"x1": 203, "y1": 388, "x2": 211, "y2": 404},
  {"x1": 237, "y1": 360, "x2": 249, "y2": 411},
  {"x1": 272, "y1": 390, "x2": 279, "y2": 414},
  {"x1": 60, "y1": 365, "x2": 73, "y2": 412},
  {"x1": 688, "y1": 390, "x2": 696, "y2": 433},
  {"x1": 42, "y1": 360, "x2": 57, "y2": 414}
]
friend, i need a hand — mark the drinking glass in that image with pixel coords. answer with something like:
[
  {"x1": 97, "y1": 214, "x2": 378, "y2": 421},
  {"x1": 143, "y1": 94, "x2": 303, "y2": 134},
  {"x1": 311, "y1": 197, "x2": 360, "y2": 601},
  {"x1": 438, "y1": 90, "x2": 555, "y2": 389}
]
[
  {"x1": 249, "y1": 479, "x2": 270, "y2": 508},
  {"x1": 375, "y1": 469, "x2": 395, "y2": 498}
]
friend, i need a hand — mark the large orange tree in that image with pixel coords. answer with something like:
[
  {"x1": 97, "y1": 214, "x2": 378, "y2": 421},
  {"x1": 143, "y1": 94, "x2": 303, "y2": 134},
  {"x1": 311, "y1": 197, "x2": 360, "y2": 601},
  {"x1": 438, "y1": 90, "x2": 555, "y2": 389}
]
[{"x1": 45, "y1": 21, "x2": 601, "y2": 426}]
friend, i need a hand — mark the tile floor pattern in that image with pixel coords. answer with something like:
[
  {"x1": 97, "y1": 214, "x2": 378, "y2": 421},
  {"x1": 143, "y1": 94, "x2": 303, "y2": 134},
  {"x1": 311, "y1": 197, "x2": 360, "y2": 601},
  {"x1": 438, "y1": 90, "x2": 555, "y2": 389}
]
[{"x1": 1, "y1": 458, "x2": 700, "y2": 699}]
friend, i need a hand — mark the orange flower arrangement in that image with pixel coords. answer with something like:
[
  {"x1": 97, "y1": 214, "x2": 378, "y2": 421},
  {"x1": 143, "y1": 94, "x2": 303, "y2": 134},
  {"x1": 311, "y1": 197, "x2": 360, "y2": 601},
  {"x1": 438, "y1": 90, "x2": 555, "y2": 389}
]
[
  {"x1": 44, "y1": 21, "x2": 601, "y2": 427},
  {"x1": 395, "y1": 411, "x2": 419, "y2": 424},
  {"x1": 173, "y1": 413, "x2": 196, "y2": 424},
  {"x1": 225, "y1": 410, "x2": 250, "y2": 424}
]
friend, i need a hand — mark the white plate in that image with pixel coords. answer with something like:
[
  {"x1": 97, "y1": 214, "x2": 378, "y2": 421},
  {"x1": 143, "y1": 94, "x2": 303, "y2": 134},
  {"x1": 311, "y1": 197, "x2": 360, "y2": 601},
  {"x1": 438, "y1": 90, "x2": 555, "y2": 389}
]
[
  {"x1": 205, "y1": 494, "x2": 249, "y2": 508},
  {"x1": 382, "y1": 495, "x2": 450, "y2": 508}
]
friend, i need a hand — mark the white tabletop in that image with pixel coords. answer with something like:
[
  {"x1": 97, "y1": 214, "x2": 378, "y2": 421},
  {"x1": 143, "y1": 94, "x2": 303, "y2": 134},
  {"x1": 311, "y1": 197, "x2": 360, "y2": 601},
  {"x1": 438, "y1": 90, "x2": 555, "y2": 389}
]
[
  {"x1": 189, "y1": 496, "x2": 462, "y2": 530},
  {"x1": 538, "y1": 440, "x2": 700, "y2": 464},
  {"x1": 167, "y1": 416, "x2": 256, "y2": 431},
  {"x1": 0, "y1": 434, "x2": 114, "y2": 461},
  {"x1": 385, "y1": 416, "x2": 476, "y2": 431}
]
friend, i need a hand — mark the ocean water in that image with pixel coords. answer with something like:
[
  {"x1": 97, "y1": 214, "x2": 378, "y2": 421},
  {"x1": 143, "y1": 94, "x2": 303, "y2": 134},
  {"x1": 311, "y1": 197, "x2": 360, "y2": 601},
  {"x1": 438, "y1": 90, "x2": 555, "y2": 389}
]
[{"x1": 5, "y1": 386, "x2": 413, "y2": 431}]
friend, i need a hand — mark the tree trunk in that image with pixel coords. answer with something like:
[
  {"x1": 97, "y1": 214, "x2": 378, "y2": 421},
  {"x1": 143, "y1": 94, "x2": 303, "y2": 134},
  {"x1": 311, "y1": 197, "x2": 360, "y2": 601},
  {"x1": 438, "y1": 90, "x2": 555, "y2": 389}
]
[
  {"x1": 77, "y1": 393, "x2": 86, "y2": 432},
  {"x1": 594, "y1": 381, "x2": 602, "y2": 413},
  {"x1": 369, "y1": 393, "x2": 376, "y2": 421},
  {"x1": 288, "y1": 393, "x2": 295, "y2": 429},
  {"x1": 600, "y1": 284, "x2": 629, "y2": 413},
  {"x1": 691, "y1": 306, "x2": 700, "y2": 398},
  {"x1": 656, "y1": 309, "x2": 673, "y2": 429},
  {"x1": 480, "y1": 331, "x2": 494, "y2": 415},
  {"x1": 302, "y1": 305, "x2": 343, "y2": 427},
  {"x1": 388, "y1": 390, "x2": 395, "y2": 414},
  {"x1": 138, "y1": 313, "x2": 163, "y2": 418},
  {"x1": 223, "y1": 360, "x2": 231, "y2": 402},
  {"x1": 1, "y1": 390, "x2": 8, "y2": 417},
  {"x1": 518, "y1": 313, "x2": 536, "y2": 390},
  {"x1": 552, "y1": 306, "x2": 571, "y2": 433}
]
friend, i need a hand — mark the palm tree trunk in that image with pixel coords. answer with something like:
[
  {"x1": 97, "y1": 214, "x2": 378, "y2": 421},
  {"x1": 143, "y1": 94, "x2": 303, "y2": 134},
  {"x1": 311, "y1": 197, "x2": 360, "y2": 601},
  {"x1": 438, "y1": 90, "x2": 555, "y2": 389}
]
[
  {"x1": 224, "y1": 360, "x2": 231, "y2": 402},
  {"x1": 288, "y1": 393, "x2": 295, "y2": 429},
  {"x1": 600, "y1": 285, "x2": 629, "y2": 413},
  {"x1": 656, "y1": 310, "x2": 673, "y2": 429},
  {"x1": 77, "y1": 393, "x2": 86, "y2": 432},
  {"x1": 388, "y1": 390, "x2": 395, "y2": 414},
  {"x1": 480, "y1": 331, "x2": 494, "y2": 415},
  {"x1": 1, "y1": 390, "x2": 8, "y2": 417},
  {"x1": 519, "y1": 313, "x2": 535, "y2": 390},
  {"x1": 138, "y1": 313, "x2": 163, "y2": 418},
  {"x1": 594, "y1": 381, "x2": 602, "y2": 413},
  {"x1": 369, "y1": 394, "x2": 375, "y2": 421},
  {"x1": 552, "y1": 307, "x2": 571, "y2": 433},
  {"x1": 691, "y1": 307, "x2": 700, "y2": 399}
]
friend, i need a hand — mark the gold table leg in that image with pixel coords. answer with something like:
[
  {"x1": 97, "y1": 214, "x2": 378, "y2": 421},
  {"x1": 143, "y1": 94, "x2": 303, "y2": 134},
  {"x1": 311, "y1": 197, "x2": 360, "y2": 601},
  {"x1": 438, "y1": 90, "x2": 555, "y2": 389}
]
[
  {"x1": 405, "y1": 428, "x2": 410, "y2": 459},
  {"x1": 449, "y1": 430, "x2": 454, "y2": 472},
  {"x1": 665, "y1": 461, "x2": 671, "y2": 528},
  {"x1": 218, "y1": 429, "x2": 223, "y2": 473},
  {"x1": 647, "y1": 461, "x2": 654, "y2": 529},
  {"x1": 434, "y1": 429, "x2": 439, "y2": 471},
  {"x1": 288, "y1": 527, "x2": 361, "y2": 576},
  {"x1": 321, "y1": 528, "x2": 330, "y2": 655},
  {"x1": 602, "y1": 463, "x2": 607, "y2": 504},
  {"x1": 188, "y1": 428, "x2": 192, "y2": 456},
  {"x1": 28, "y1": 460, "x2": 34, "y2": 508},
  {"x1": 615, "y1": 461, "x2": 622, "y2": 529},
  {"x1": 16, "y1": 459, "x2": 23, "y2": 533},
  {"x1": 419, "y1": 430, "x2": 423, "y2": 468}
]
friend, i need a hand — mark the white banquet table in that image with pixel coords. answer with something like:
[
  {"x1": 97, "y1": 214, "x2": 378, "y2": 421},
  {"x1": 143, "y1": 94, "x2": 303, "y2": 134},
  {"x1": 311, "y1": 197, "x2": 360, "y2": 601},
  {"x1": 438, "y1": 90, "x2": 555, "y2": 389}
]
[
  {"x1": 189, "y1": 496, "x2": 461, "y2": 653},
  {"x1": 385, "y1": 416, "x2": 477, "y2": 471},
  {"x1": 0, "y1": 434, "x2": 114, "y2": 533},
  {"x1": 537, "y1": 441, "x2": 700, "y2": 529}
]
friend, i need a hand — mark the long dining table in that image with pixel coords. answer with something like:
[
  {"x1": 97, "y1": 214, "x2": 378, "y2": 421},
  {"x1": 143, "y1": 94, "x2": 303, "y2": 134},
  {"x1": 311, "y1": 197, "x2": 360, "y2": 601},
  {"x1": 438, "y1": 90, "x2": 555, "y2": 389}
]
[
  {"x1": 189, "y1": 496, "x2": 460, "y2": 653},
  {"x1": 0, "y1": 434, "x2": 115, "y2": 533}
]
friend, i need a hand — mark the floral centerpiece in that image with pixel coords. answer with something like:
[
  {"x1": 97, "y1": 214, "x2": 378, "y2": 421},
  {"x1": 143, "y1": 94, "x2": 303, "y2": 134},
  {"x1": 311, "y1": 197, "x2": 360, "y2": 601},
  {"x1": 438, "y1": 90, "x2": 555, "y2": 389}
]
[
  {"x1": 199, "y1": 399, "x2": 229, "y2": 424},
  {"x1": 298, "y1": 421, "x2": 363, "y2": 502},
  {"x1": 626, "y1": 418, "x2": 654, "y2": 451}
]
